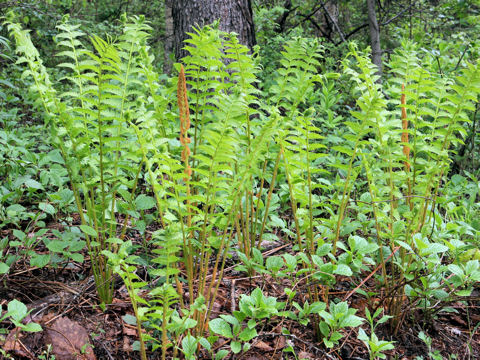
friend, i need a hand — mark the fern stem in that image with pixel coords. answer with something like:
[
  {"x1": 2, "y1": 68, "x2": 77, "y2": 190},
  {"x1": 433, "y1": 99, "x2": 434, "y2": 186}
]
[
  {"x1": 305, "y1": 121, "x2": 315, "y2": 255},
  {"x1": 123, "y1": 264, "x2": 147, "y2": 360},
  {"x1": 253, "y1": 157, "x2": 269, "y2": 248},
  {"x1": 280, "y1": 142, "x2": 303, "y2": 252},
  {"x1": 333, "y1": 140, "x2": 359, "y2": 254},
  {"x1": 362, "y1": 154, "x2": 387, "y2": 284},
  {"x1": 258, "y1": 149, "x2": 282, "y2": 249}
]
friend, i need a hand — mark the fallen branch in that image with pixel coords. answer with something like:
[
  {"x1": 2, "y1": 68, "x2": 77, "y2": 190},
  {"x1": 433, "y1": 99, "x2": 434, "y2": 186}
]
[
  {"x1": 260, "y1": 331, "x2": 338, "y2": 360},
  {"x1": 344, "y1": 246, "x2": 400, "y2": 301}
]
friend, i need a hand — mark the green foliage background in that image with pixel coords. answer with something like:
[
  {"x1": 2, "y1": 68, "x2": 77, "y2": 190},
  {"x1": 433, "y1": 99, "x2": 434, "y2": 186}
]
[{"x1": 1, "y1": 1, "x2": 480, "y2": 359}]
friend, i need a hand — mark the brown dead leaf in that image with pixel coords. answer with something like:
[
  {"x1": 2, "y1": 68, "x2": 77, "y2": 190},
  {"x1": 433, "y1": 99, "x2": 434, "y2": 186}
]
[
  {"x1": 123, "y1": 335, "x2": 133, "y2": 352},
  {"x1": 298, "y1": 351, "x2": 314, "y2": 360},
  {"x1": 45, "y1": 317, "x2": 95, "y2": 360},
  {"x1": 274, "y1": 335, "x2": 286, "y2": 349},
  {"x1": 2, "y1": 328, "x2": 35, "y2": 359},
  {"x1": 253, "y1": 340, "x2": 274, "y2": 351},
  {"x1": 211, "y1": 300, "x2": 222, "y2": 314},
  {"x1": 450, "y1": 315, "x2": 467, "y2": 326},
  {"x1": 123, "y1": 324, "x2": 138, "y2": 337},
  {"x1": 110, "y1": 298, "x2": 130, "y2": 308}
]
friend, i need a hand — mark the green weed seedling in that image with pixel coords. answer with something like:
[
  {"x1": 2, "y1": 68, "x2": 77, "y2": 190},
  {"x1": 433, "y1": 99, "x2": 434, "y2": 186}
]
[
  {"x1": 235, "y1": 248, "x2": 268, "y2": 277},
  {"x1": 38, "y1": 344, "x2": 55, "y2": 360},
  {"x1": 0, "y1": 235, "x2": 15, "y2": 275},
  {"x1": 285, "y1": 300, "x2": 326, "y2": 326},
  {"x1": 194, "y1": 335, "x2": 229, "y2": 360},
  {"x1": 179, "y1": 334, "x2": 199, "y2": 360},
  {"x1": 0, "y1": 299, "x2": 42, "y2": 334},
  {"x1": 265, "y1": 255, "x2": 285, "y2": 278},
  {"x1": 0, "y1": 203, "x2": 36, "y2": 229},
  {"x1": 416, "y1": 331, "x2": 443, "y2": 360},
  {"x1": 178, "y1": 333, "x2": 228, "y2": 360},
  {"x1": 447, "y1": 260, "x2": 480, "y2": 296},
  {"x1": 358, "y1": 308, "x2": 394, "y2": 360},
  {"x1": 12, "y1": 228, "x2": 50, "y2": 268},
  {"x1": 166, "y1": 298, "x2": 205, "y2": 351},
  {"x1": 103, "y1": 240, "x2": 149, "y2": 360},
  {"x1": 209, "y1": 288, "x2": 280, "y2": 355},
  {"x1": 209, "y1": 314, "x2": 252, "y2": 355},
  {"x1": 237, "y1": 287, "x2": 281, "y2": 321},
  {"x1": 318, "y1": 301, "x2": 363, "y2": 348},
  {"x1": 282, "y1": 253, "x2": 298, "y2": 273},
  {"x1": 45, "y1": 228, "x2": 86, "y2": 265},
  {"x1": 337, "y1": 235, "x2": 379, "y2": 274},
  {"x1": 282, "y1": 342, "x2": 298, "y2": 360},
  {"x1": 275, "y1": 253, "x2": 299, "y2": 282}
]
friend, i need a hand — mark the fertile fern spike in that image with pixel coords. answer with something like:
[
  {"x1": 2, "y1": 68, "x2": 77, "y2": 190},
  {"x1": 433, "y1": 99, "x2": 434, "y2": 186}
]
[{"x1": 388, "y1": 43, "x2": 444, "y2": 216}]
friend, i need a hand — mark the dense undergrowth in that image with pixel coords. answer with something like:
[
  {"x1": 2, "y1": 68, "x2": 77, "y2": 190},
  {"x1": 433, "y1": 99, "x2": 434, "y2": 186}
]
[{"x1": 1, "y1": 11, "x2": 480, "y2": 360}]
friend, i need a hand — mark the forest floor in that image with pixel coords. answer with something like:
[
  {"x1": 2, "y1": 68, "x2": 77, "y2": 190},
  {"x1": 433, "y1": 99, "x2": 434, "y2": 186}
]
[{"x1": 1, "y1": 213, "x2": 479, "y2": 360}]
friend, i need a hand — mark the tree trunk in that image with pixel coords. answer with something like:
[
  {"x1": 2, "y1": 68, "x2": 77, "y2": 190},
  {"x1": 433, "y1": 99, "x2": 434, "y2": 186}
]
[
  {"x1": 172, "y1": 0, "x2": 256, "y2": 61},
  {"x1": 317, "y1": 1, "x2": 339, "y2": 40},
  {"x1": 164, "y1": 0, "x2": 174, "y2": 74},
  {"x1": 367, "y1": 0, "x2": 382, "y2": 79}
]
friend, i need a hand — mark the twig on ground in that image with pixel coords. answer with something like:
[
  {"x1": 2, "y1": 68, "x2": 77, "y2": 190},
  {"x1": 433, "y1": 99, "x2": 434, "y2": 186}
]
[{"x1": 260, "y1": 331, "x2": 338, "y2": 360}]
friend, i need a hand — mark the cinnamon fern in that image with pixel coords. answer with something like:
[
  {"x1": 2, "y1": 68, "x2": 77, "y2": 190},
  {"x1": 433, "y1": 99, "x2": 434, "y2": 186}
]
[
  {"x1": 7, "y1": 10, "x2": 480, "y2": 359},
  {"x1": 344, "y1": 42, "x2": 480, "y2": 331}
]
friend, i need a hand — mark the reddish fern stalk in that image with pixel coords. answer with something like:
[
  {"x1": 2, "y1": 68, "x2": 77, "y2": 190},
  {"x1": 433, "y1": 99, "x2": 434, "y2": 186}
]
[{"x1": 177, "y1": 65, "x2": 194, "y2": 307}]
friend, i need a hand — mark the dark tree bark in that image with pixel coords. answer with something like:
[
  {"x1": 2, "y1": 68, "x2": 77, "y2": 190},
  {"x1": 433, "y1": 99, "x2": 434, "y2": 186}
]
[
  {"x1": 164, "y1": 0, "x2": 174, "y2": 74},
  {"x1": 172, "y1": 0, "x2": 256, "y2": 61},
  {"x1": 367, "y1": 0, "x2": 383, "y2": 79},
  {"x1": 316, "y1": 1, "x2": 340, "y2": 40}
]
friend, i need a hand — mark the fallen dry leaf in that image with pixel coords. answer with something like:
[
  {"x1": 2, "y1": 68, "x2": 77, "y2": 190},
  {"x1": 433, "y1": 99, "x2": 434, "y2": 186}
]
[
  {"x1": 2, "y1": 328, "x2": 35, "y2": 359},
  {"x1": 298, "y1": 351, "x2": 314, "y2": 360},
  {"x1": 45, "y1": 317, "x2": 95, "y2": 360},
  {"x1": 253, "y1": 340, "x2": 274, "y2": 351},
  {"x1": 123, "y1": 335, "x2": 133, "y2": 352},
  {"x1": 123, "y1": 323, "x2": 138, "y2": 337},
  {"x1": 274, "y1": 335, "x2": 286, "y2": 349}
]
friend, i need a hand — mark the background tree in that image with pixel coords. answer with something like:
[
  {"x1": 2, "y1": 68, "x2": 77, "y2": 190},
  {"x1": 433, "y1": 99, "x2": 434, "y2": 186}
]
[
  {"x1": 171, "y1": 0, "x2": 256, "y2": 61},
  {"x1": 367, "y1": 0, "x2": 382, "y2": 78},
  {"x1": 164, "y1": 0, "x2": 174, "y2": 73}
]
